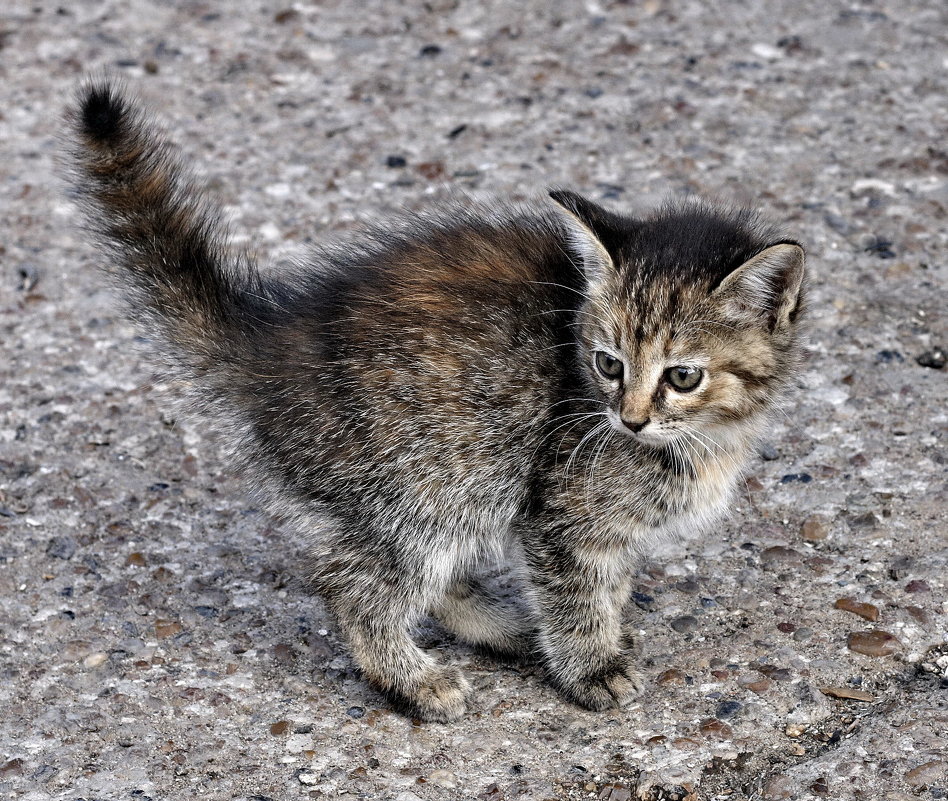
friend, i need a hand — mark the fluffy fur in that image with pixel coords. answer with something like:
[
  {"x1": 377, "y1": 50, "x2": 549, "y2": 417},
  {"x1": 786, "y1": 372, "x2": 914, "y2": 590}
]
[{"x1": 66, "y1": 80, "x2": 806, "y2": 721}]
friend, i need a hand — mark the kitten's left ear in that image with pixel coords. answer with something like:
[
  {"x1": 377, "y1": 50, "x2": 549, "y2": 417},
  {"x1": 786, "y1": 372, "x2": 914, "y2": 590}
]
[
  {"x1": 712, "y1": 242, "x2": 806, "y2": 331},
  {"x1": 549, "y1": 189, "x2": 625, "y2": 284}
]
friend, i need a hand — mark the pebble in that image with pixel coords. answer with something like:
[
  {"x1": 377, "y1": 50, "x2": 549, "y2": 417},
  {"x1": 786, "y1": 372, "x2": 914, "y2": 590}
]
[
  {"x1": 631, "y1": 591, "x2": 656, "y2": 611},
  {"x1": 905, "y1": 606, "x2": 930, "y2": 624},
  {"x1": 800, "y1": 518, "x2": 828, "y2": 541},
  {"x1": 699, "y1": 718, "x2": 733, "y2": 739},
  {"x1": 426, "y1": 769, "x2": 457, "y2": 789},
  {"x1": 819, "y1": 685, "x2": 874, "y2": 702},
  {"x1": 270, "y1": 720, "x2": 289, "y2": 735},
  {"x1": 793, "y1": 627, "x2": 814, "y2": 642},
  {"x1": 670, "y1": 615, "x2": 699, "y2": 634},
  {"x1": 346, "y1": 706, "x2": 365, "y2": 718},
  {"x1": 905, "y1": 579, "x2": 930, "y2": 593},
  {"x1": 657, "y1": 668, "x2": 686, "y2": 686},
  {"x1": 847, "y1": 630, "x2": 902, "y2": 657},
  {"x1": 46, "y1": 536, "x2": 77, "y2": 560},
  {"x1": 385, "y1": 155, "x2": 407, "y2": 168},
  {"x1": 760, "y1": 546, "x2": 803, "y2": 567},
  {"x1": 889, "y1": 556, "x2": 915, "y2": 580},
  {"x1": 759, "y1": 442, "x2": 779, "y2": 460},
  {"x1": 83, "y1": 651, "x2": 108, "y2": 668},
  {"x1": 715, "y1": 700, "x2": 742, "y2": 719},
  {"x1": 915, "y1": 348, "x2": 946, "y2": 369},
  {"x1": 762, "y1": 775, "x2": 793, "y2": 800},
  {"x1": 154, "y1": 619, "x2": 183, "y2": 639},
  {"x1": 834, "y1": 597, "x2": 880, "y2": 622},
  {"x1": 905, "y1": 761, "x2": 946, "y2": 787}
]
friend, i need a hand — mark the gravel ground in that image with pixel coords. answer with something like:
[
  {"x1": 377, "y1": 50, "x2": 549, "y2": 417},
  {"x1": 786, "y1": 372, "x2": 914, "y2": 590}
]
[{"x1": 1, "y1": 1, "x2": 946, "y2": 799}]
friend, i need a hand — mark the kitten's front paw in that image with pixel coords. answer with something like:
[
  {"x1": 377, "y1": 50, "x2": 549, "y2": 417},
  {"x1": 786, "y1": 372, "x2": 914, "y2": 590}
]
[
  {"x1": 559, "y1": 657, "x2": 645, "y2": 711},
  {"x1": 390, "y1": 665, "x2": 472, "y2": 723}
]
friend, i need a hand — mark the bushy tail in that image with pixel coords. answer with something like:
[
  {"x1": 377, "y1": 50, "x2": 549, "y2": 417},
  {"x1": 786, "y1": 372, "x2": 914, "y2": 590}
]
[{"x1": 67, "y1": 79, "x2": 261, "y2": 369}]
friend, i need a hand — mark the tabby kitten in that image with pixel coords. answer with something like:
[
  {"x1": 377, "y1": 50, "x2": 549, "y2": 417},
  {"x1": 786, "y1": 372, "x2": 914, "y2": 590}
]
[{"x1": 67, "y1": 81, "x2": 806, "y2": 722}]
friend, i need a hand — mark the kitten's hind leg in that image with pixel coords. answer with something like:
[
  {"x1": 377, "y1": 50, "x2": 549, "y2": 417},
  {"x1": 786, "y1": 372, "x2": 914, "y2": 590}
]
[{"x1": 431, "y1": 577, "x2": 534, "y2": 660}]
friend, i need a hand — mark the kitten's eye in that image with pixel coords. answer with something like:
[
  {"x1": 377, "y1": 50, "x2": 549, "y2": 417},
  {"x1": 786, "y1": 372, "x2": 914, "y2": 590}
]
[
  {"x1": 594, "y1": 351, "x2": 624, "y2": 380},
  {"x1": 666, "y1": 366, "x2": 703, "y2": 392}
]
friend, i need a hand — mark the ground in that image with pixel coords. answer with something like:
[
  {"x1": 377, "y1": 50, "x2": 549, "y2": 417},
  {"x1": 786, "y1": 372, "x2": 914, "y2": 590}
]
[{"x1": 0, "y1": 1, "x2": 945, "y2": 799}]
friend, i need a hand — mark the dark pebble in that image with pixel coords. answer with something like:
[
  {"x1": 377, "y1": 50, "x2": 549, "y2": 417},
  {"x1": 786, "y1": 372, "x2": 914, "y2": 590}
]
[
  {"x1": 701, "y1": 597, "x2": 717, "y2": 608},
  {"x1": 0, "y1": 507, "x2": 15, "y2": 518},
  {"x1": 889, "y1": 555, "x2": 915, "y2": 580},
  {"x1": 670, "y1": 615, "x2": 699, "y2": 634},
  {"x1": 823, "y1": 213, "x2": 851, "y2": 235},
  {"x1": 447, "y1": 124, "x2": 467, "y2": 139},
  {"x1": 17, "y1": 264, "x2": 39, "y2": 292},
  {"x1": 916, "y1": 348, "x2": 946, "y2": 369},
  {"x1": 631, "y1": 591, "x2": 656, "y2": 611},
  {"x1": 715, "y1": 700, "x2": 742, "y2": 719},
  {"x1": 193, "y1": 605, "x2": 219, "y2": 618},
  {"x1": 876, "y1": 349, "x2": 903, "y2": 363},
  {"x1": 347, "y1": 706, "x2": 365, "y2": 718},
  {"x1": 584, "y1": 87, "x2": 603, "y2": 98},
  {"x1": 385, "y1": 155, "x2": 407, "y2": 168},
  {"x1": 759, "y1": 442, "x2": 779, "y2": 460},
  {"x1": 46, "y1": 536, "x2": 77, "y2": 560},
  {"x1": 865, "y1": 238, "x2": 896, "y2": 258},
  {"x1": 419, "y1": 44, "x2": 442, "y2": 57},
  {"x1": 780, "y1": 472, "x2": 813, "y2": 484},
  {"x1": 148, "y1": 482, "x2": 169, "y2": 491}
]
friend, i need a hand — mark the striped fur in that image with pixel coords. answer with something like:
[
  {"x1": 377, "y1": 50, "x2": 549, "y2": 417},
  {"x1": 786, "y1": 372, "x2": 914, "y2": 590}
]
[{"x1": 66, "y1": 81, "x2": 806, "y2": 721}]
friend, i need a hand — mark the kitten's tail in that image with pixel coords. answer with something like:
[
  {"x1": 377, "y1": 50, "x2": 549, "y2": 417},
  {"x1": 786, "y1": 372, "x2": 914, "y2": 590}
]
[{"x1": 66, "y1": 79, "x2": 262, "y2": 371}]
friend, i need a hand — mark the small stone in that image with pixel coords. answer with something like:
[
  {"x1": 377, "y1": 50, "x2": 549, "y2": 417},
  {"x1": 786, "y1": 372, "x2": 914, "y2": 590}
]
[
  {"x1": 819, "y1": 685, "x2": 875, "y2": 702},
  {"x1": 763, "y1": 776, "x2": 796, "y2": 801},
  {"x1": 889, "y1": 556, "x2": 915, "y2": 580},
  {"x1": 905, "y1": 579, "x2": 930, "y2": 593},
  {"x1": 905, "y1": 760, "x2": 946, "y2": 787},
  {"x1": 598, "y1": 783, "x2": 632, "y2": 801},
  {"x1": 416, "y1": 161, "x2": 444, "y2": 180},
  {"x1": 760, "y1": 546, "x2": 803, "y2": 567},
  {"x1": 270, "y1": 720, "x2": 289, "y2": 735},
  {"x1": 847, "y1": 630, "x2": 902, "y2": 657},
  {"x1": 83, "y1": 652, "x2": 108, "y2": 668},
  {"x1": 759, "y1": 442, "x2": 779, "y2": 460},
  {"x1": 916, "y1": 348, "x2": 946, "y2": 370},
  {"x1": 810, "y1": 777, "x2": 830, "y2": 796},
  {"x1": 779, "y1": 472, "x2": 812, "y2": 484},
  {"x1": 297, "y1": 772, "x2": 319, "y2": 785},
  {"x1": 274, "y1": 8, "x2": 300, "y2": 24},
  {"x1": 427, "y1": 770, "x2": 457, "y2": 789},
  {"x1": 385, "y1": 155, "x2": 407, "y2": 168},
  {"x1": 905, "y1": 606, "x2": 930, "y2": 624},
  {"x1": 800, "y1": 518, "x2": 828, "y2": 541},
  {"x1": 0, "y1": 758, "x2": 24, "y2": 777},
  {"x1": 657, "y1": 668, "x2": 686, "y2": 686},
  {"x1": 793, "y1": 627, "x2": 814, "y2": 642},
  {"x1": 834, "y1": 598, "x2": 879, "y2": 622},
  {"x1": 126, "y1": 552, "x2": 147, "y2": 566},
  {"x1": 630, "y1": 591, "x2": 656, "y2": 611},
  {"x1": 715, "y1": 700, "x2": 742, "y2": 719},
  {"x1": 154, "y1": 620, "x2": 183, "y2": 639},
  {"x1": 46, "y1": 536, "x2": 77, "y2": 560},
  {"x1": 419, "y1": 44, "x2": 442, "y2": 57},
  {"x1": 670, "y1": 615, "x2": 699, "y2": 634},
  {"x1": 784, "y1": 724, "x2": 806, "y2": 738},
  {"x1": 347, "y1": 706, "x2": 365, "y2": 718},
  {"x1": 699, "y1": 718, "x2": 732, "y2": 739},
  {"x1": 777, "y1": 621, "x2": 795, "y2": 633}
]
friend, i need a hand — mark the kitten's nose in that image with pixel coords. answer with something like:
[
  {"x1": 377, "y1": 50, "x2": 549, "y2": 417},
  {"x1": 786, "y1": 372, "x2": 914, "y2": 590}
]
[{"x1": 622, "y1": 417, "x2": 649, "y2": 433}]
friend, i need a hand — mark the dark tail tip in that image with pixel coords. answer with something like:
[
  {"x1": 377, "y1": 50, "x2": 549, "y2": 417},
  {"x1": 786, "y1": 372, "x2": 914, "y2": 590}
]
[{"x1": 79, "y1": 81, "x2": 128, "y2": 145}]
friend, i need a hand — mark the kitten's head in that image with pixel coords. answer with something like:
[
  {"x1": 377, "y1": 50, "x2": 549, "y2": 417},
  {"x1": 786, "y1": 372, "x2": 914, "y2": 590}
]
[{"x1": 550, "y1": 190, "x2": 806, "y2": 451}]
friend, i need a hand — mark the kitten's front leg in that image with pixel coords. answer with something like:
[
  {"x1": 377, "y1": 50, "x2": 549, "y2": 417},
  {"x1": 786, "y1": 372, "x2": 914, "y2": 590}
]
[{"x1": 524, "y1": 536, "x2": 644, "y2": 710}]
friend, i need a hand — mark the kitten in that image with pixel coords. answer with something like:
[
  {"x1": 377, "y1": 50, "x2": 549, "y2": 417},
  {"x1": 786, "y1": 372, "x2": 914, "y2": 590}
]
[{"x1": 67, "y1": 80, "x2": 806, "y2": 722}]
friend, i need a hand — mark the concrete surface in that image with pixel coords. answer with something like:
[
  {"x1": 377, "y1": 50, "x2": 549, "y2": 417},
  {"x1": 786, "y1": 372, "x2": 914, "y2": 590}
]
[{"x1": 0, "y1": 0, "x2": 945, "y2": 799}]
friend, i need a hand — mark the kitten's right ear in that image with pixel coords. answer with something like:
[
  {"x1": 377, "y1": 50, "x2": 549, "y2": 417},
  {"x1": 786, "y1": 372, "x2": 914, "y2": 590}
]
[{"x1": 549, "y1": 189, "x2": 621, "y2": 284}]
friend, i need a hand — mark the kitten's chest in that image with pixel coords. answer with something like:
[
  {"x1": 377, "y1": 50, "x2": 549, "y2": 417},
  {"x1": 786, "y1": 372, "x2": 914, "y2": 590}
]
[{"x1": 599, "y1": 444, "x2": 748, "y2": 543}]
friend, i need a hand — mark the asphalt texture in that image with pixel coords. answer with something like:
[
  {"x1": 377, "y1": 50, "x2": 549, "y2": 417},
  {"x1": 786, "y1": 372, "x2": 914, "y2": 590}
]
[{"x1": 0, "y1": 1, "x2": 945, "y2": 799}]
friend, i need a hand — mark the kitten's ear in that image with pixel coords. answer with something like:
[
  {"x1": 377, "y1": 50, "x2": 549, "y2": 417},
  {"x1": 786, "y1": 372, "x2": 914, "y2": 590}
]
[
  {"x1": 712, "y1": 242, "x2": 806, "y2": 331},
  {"x1": 549, "y1": 189, "x2": 622, "y2": 283}
]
